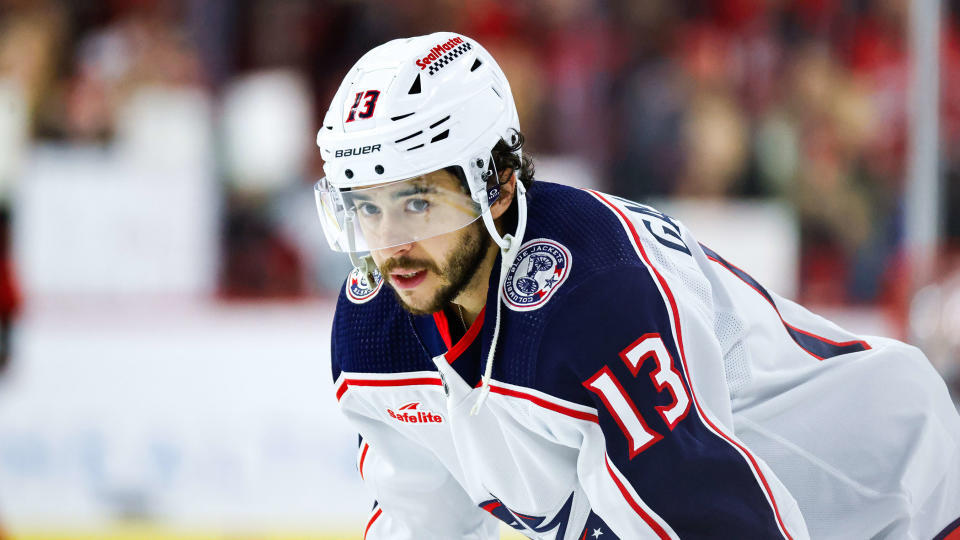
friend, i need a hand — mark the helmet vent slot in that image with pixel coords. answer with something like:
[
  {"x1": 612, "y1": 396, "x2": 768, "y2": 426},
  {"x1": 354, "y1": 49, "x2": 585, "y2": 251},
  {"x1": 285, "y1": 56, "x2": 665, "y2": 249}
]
[
  {"x1": 394, "y1": 130, "x2": 422, "y2": 143},
  {"x1": 391, "y1": 112, "x2": 415, "y2": 121},
  {"x1": 470, "y1": 59, "x2": 482, "y2": 72},
  {"x1": 408, "y1": 75, "x2": 422, "y2": 95},
  {"x1": 429, "y1": 115, "x2": 450, "y2": 129},
  {"x1": 430, "y1": 130, "x2": 449, "y2": 143},
  {"x1": 406, "y1": 143, "x2": 425, "y2": 151}
]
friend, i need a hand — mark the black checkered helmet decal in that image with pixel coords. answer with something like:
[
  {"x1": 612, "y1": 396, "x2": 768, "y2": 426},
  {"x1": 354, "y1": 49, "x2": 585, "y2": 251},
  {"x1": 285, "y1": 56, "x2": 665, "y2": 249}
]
[{"x1": 427, "y1": 42, "x2": 473, "y2": 76}]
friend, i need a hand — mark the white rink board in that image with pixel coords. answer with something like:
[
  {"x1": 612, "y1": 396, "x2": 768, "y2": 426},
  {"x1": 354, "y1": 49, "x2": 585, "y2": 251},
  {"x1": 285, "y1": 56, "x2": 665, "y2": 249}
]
[{"x1": 0, "y1": 300, "x2": 369, "y2": 532}]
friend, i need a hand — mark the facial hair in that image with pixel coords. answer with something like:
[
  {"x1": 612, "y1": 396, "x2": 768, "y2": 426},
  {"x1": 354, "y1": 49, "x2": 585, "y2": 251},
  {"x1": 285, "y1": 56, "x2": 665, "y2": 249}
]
[{"x1": 380, "y1": 221, "x2": 490, "y2": 316}]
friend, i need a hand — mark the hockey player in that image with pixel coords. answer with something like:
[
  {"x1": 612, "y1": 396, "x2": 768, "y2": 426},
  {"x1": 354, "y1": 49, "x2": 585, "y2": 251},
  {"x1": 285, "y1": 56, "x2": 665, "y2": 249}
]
[{"x1": 314, "y1": 32, "x2": 960, "y2": 539}]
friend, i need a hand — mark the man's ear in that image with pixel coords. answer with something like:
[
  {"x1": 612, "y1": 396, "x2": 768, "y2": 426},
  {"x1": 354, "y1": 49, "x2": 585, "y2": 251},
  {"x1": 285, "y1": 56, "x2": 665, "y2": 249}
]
[{"x1": 490, "y1": 168, "x2": 516, "y2": 220}]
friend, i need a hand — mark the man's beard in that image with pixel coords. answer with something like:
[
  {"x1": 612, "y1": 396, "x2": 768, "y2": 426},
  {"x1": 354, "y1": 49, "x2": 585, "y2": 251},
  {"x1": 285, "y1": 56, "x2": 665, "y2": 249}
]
[{"x1": 380, "y1": 222, "x2": 490, "y2": 316}]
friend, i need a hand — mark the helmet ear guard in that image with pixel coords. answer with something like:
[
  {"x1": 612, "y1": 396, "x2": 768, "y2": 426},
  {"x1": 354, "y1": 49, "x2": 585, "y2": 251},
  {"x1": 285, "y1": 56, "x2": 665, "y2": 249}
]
[{"x1": 472, "y1": 150, "x2": 526, "y2": 254}]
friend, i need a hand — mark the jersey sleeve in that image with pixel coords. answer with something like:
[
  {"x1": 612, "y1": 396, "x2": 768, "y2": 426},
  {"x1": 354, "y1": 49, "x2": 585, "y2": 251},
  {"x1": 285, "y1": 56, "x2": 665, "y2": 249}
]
[
  {"x1": 348, "y1": 429, "x2": 500, "y2": 540},
  {"x1": 538, "y1": 265, "x2": 808, "y2": 539},
  {"x1": 331, "y1": 331, "x2": 499, "y2": 540}
]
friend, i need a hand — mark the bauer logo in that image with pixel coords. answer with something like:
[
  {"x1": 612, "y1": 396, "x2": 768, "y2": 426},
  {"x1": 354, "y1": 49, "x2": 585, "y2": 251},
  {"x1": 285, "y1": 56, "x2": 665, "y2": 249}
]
[
  {"x1": 346, "y1": 267, "x2": 383, "y2": 304},
  {"x1": 503, "y1": 239, "x2": 572, "y2": 311},
  {"x1": 387, "y1": 402, "x2": 444, "y2": 424},
  {"x1": 334, "y1": 144, "x2": 381, "y2": 158}
]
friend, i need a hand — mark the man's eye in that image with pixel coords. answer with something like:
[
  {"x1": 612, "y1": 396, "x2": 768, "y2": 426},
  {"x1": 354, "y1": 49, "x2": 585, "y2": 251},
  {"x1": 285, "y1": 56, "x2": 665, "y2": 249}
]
[
  {"x1": 357, "y1": 203, "x2": 381, "y2": 217},
  {"x1": 405, "y1": 199, "x2": 430, "y2": 213}
]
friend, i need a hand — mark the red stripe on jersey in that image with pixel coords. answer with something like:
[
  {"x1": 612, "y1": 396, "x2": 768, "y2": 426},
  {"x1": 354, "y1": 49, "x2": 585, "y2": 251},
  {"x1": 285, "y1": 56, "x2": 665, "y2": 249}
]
[
  {"x1": 589, "y1": 190, "x2": 793, "y2": 540},
  {"x1": 482, "y1": 501, "x2": 501, "y2": 513},
  {"x1": 445, "y1": 307, "x2": 485, "y2": 364},
  {"x1": 364, "y1": 507, "x2": 382, "y2": 540},
  {"x1": 358, "y1": 443, "x2": 370, "y2": 480},
  {"x1": 934, "y1": 515, "x2": 960, "y2": 540},
  {"x1": 782, "y1": 321, "x2": 869, "y2": 351},
  {"x1": 488, "y1": 383, "x2": 600, "y2": 423},
  {"x1": 336, "y1": 376, "x2": 443, "y2": 401},
  {"x1": 335, "y1": 378, "x2": 349, "y2": 401},
  {"x1": 604, "y1": 455, "x2": 671, "y2": 539},
  {"x1": 433, "y1": 311, "x2": 453, "y2": 350}
]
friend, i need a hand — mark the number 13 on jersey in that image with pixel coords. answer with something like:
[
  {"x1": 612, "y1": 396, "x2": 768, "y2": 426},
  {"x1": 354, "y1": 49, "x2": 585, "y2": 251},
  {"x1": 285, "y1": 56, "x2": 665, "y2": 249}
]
[{"x1": 583, "y1": 333, "x2": 691, "y2": 458}]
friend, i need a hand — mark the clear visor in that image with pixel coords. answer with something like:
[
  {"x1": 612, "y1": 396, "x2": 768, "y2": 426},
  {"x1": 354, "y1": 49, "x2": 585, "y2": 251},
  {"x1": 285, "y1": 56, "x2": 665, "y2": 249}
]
[{"x1": 314, "y1": 169, "x2": 486, "y2": 253}]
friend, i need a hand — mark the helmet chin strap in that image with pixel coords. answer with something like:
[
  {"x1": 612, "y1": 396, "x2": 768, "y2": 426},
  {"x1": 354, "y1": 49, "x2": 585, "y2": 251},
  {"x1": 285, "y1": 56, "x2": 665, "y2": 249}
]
[
  {"x1": 471, "y1": 175, "x2": 527, "y2": 415},
  {"x1": 344, "y1": 211, "x2": 378, "y2": 288}
]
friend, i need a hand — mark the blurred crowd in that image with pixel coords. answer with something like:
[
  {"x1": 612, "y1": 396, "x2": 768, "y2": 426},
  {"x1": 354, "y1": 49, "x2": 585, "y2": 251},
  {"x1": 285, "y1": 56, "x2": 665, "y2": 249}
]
[
  {"x1": 1, "y1": 4, "x2": 959, "y2": 531},
  {"x1": 2, "y1": 0, "x2": 960, "y2": 311}
]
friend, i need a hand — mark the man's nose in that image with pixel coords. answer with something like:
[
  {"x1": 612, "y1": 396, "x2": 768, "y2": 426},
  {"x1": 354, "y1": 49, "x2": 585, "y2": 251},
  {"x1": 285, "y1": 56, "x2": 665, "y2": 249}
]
[
  {"x1": 375, "y1": 240, "x2": 414, "y2": 262},
  {"x1": 370, "y1": 207, "x2": 418, "y2": 249}
]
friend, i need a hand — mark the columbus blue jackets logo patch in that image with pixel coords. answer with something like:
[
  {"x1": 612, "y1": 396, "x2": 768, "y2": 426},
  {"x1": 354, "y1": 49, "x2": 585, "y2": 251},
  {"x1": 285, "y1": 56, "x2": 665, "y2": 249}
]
[
  {"x1": 346, "y1": 267, "x2": 383, "y2": 304},
  {"x1": 503, "y1": 239, "x2": 572, "y2": 311}
]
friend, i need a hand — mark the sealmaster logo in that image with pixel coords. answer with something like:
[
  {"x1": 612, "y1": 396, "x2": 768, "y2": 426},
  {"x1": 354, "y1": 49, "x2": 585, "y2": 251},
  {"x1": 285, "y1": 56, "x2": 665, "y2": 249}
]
[
  {"x1": 415, "y1": 37, "x2": 465, "y2": 70},
  {"x1": 387, "y1": 402, "x2": 444, "y2": 424}
]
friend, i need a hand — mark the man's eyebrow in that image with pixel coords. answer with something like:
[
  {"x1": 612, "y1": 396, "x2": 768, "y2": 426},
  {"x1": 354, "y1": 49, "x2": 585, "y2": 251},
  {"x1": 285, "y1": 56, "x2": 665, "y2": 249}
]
[
  {"x1": 346, "y1": 183, "x2": 436, "y2": 203},
  {"x1": 392, "y1": 184, "x2": 435, "y2": 198}
]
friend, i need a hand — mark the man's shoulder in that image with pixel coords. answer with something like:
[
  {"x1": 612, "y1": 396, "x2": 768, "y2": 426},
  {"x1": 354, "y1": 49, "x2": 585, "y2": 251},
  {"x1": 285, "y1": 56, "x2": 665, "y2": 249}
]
[
  {"x1": 524, "y1": 182, "x2": 652, "y2": 275},
  {"x1": 331, "y1": 268, "x2": 434, "y2": 375},
  {"x1": 504, "y1": 182, "x2": 654, "y2": 314}
]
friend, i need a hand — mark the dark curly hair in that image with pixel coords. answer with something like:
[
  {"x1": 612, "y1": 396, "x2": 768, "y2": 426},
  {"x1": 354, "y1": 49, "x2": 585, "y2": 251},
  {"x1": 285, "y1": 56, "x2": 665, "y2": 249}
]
[
  {"x1": 491, "y1": 129, "x2": 535, "y2": 190},
  {"x1": 445, "y1": 129, "x2": 535, "y2": 193}
]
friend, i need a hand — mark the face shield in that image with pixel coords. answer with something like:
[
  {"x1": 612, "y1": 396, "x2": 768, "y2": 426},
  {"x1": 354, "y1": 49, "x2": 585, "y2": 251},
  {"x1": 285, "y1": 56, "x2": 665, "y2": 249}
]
[{"x1": 314, "y1": 165, "x2": 498, "y2": 254}]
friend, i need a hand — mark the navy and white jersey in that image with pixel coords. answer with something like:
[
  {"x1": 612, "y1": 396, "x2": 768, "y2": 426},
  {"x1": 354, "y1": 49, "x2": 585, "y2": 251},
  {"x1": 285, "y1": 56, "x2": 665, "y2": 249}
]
[{"x1": 330, "y1": 181, "x2": 960, "y2": 540}]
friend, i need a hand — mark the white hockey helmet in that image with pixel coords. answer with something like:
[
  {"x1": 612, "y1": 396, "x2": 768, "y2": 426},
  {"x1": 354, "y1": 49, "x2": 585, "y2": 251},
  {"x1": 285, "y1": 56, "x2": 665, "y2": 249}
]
[{"x1": 314, "y1": 32, "x2": 526, "y2": 273}]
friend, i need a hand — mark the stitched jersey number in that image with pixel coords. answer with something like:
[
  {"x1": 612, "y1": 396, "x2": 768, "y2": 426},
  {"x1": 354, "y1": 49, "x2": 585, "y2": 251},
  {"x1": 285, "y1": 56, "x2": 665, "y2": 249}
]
[
  {"x1": 346, "y1": 90, "x2": 380, "y2": 122},
  {"x1": 583, "y1": 334, "x2": 691, "y2": 458}
]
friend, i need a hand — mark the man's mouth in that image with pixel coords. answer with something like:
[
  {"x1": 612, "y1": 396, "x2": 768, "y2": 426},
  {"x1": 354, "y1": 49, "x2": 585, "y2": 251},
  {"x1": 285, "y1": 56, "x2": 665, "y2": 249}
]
[{"x1": 390, "y1": 269, "x2": 428, "y2": 289}]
